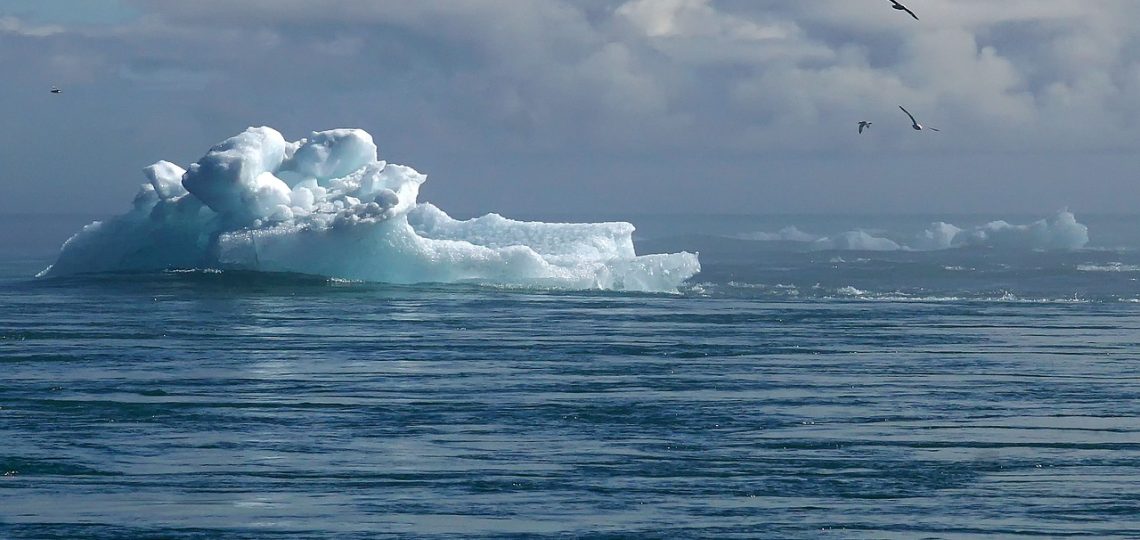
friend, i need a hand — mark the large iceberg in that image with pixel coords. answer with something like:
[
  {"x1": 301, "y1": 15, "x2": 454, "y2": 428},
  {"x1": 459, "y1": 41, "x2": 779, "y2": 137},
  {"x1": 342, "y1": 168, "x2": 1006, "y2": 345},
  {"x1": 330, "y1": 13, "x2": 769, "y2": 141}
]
[{"x1": 40, "y1": 127, "x2": 700, "y2": 292}]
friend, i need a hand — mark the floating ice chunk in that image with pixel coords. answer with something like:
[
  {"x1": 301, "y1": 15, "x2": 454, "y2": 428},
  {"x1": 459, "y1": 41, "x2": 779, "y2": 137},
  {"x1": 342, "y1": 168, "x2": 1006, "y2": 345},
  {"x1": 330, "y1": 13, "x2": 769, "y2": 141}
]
[
  {"x1": 814, "y1": 231, "x2": 901, "y2": 251},
  {"x1": 962, "y1": 211, "x2": 1088, "y2": 250},
  {"x1": 908, "y1": 211, "x2": 1089, "y2": 251},
  {"x1": 41, "y1": 126, "x2": 700, "y2": 292},
  {"x1": 835, "y1": 285, "x2": 866, "y2": 296},
  {"x1": 912, "y1": 222, "x2": 962, "y2": 251},
  {"x1": 739, "y1": 211, "x2": 1088, "y2": 252},
  {"x1": 736, "y1": 226, "x2": 818, "y2": 242}
]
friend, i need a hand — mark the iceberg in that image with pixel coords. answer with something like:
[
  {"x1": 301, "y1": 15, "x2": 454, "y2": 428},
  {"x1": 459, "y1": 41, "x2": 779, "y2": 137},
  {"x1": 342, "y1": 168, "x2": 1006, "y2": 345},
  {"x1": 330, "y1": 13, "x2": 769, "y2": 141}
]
[
  {"x1": 924, "y1": 211, "x2": 1089, "y2": 251},
  {"x1": 738, "y1": 211, "x2": 1089, "y2": 252},
  {"x1": 40, "y1": 127, "x2": 700, "y2": 292}
]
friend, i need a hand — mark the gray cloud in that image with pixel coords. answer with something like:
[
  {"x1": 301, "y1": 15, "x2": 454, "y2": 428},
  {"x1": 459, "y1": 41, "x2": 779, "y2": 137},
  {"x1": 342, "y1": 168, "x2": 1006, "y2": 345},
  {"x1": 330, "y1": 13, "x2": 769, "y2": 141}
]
[{"x1": 2, "y1": 0, "x2": 1139, "y2": 216}]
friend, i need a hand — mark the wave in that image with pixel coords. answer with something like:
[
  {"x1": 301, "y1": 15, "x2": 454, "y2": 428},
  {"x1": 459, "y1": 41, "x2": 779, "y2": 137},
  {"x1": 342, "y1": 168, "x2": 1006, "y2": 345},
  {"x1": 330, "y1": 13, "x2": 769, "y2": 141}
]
[
  {"x1": 39, "y1": 127, "x2": 699, "y2": 293},
  {"x1": 713, "y1": 281, "x2": 1105, "y2": 303}
]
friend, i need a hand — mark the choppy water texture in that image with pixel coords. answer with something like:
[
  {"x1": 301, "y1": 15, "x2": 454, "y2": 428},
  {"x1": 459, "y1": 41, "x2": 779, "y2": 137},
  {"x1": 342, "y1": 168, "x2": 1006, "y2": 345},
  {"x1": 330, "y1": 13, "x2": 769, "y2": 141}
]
[{"x1": 2, "y1": 213, "x2": 1140, "y2": 538}]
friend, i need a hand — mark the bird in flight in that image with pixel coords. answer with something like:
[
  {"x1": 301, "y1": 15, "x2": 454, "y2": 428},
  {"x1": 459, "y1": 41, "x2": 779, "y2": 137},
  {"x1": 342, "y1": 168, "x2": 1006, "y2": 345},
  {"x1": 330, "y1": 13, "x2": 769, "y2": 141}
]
[
  {"x1": 858, "y1": 121, "x2": 872, "y2": 134},
  {"x1": 50, "y1": 86, "x2": 61, "y2": 94},
  {"x1": 889, "y1": 0, "x2": 919, "y2": 21},
  {"x1": 899, "y1": 106, "x2": 939, "y2": 131}
]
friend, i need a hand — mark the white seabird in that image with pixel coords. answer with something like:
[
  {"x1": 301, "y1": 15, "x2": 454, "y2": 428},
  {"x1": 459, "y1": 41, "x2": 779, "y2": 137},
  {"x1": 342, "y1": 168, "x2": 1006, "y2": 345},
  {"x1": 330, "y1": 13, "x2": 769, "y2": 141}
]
[{"x1": 858, "y1": 121, "x2": 872, "y2": 134}]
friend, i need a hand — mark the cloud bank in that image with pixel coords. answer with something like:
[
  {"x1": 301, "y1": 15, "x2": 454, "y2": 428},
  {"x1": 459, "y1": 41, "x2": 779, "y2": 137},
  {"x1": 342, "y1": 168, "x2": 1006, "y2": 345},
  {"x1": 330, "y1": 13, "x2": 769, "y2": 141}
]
[{"x1": 3, "y1": 1, "x2": 1140, "y2": 215}]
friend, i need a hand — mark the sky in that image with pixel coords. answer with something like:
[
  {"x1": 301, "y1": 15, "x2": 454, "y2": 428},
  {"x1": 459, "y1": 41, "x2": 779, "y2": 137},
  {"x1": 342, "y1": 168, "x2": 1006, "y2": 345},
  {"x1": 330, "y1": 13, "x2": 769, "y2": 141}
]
[{"x1": 2, "y1": 0, "x2": 1140, "y2": 218}]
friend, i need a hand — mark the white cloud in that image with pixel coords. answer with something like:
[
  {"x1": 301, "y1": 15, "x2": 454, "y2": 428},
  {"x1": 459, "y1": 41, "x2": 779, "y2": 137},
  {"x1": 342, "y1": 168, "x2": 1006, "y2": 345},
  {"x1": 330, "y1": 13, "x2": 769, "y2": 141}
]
[
  {"x1": 81, "y1": 1, "x2": 1140, "y2": 153},
  {"x1": 617, "y1": 0, "x2": 790, "y2": 40},
  {"x1": 0, "y1": 16, "x2": 64, "y2": 37}
]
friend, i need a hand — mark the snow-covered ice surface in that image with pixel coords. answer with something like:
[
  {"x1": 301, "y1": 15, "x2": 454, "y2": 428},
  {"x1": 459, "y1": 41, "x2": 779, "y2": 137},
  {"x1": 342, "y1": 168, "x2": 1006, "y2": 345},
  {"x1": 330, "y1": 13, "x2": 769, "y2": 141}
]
[{"x1": 40, "y1": 127, "x2": 699, "y2": 292}]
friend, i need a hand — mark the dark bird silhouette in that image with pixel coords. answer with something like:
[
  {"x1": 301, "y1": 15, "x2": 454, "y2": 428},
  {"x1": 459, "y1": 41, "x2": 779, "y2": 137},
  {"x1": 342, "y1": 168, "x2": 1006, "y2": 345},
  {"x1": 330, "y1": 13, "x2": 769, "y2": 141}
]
[
  {"x1": 899, "y1": 106, "x2": 939, "y2": 131},
  {"x1": 858, "y1": 121, "x2": 872, "y2": 134},
  {"x1": 889, "y1": 0, "x2": 919, "y2": 21},
  {"x1": 50, "y1": 86, "x2": 61, "y2": 94}
]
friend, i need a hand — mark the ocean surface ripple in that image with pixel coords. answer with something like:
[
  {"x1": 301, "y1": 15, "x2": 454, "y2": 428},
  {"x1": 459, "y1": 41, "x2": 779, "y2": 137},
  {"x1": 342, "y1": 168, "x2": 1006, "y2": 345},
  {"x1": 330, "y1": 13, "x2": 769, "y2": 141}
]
[{"x1": 3, "y1": 213, "x2": 1140, "y2": 538}]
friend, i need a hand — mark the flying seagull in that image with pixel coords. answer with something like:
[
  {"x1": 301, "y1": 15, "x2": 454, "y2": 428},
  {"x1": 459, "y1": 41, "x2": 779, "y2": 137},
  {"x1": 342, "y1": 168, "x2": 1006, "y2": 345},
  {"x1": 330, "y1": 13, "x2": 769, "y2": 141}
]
[
  {"x1": 858, "y1": 121, "x2": 872, "y2": 134},
  {"x1": 50, "y1": 86, "x2": 61, "y2": 94},
  {"x1": 889, "y1": 0, "x2": 919, "y2": 21},
  {"x1": 899, "y1": 106, "x2": 939, "y2": 131}
]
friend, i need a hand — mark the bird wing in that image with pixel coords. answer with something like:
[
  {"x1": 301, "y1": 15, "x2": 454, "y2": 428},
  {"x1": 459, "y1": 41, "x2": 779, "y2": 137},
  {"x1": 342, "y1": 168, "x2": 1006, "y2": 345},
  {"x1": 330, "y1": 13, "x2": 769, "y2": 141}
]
[
  {"x1": 899, "y1": 106, "x2": 917, "y2": 125},
  {"x1": 859, "y1": 123, "x2": 865, "y2": 133},
  {"x1": 891, "y1": 0, "x2": 919, "y2": 19},
  {"x1": 928, "y1": 127, "x2": 941, "y2": 132}
]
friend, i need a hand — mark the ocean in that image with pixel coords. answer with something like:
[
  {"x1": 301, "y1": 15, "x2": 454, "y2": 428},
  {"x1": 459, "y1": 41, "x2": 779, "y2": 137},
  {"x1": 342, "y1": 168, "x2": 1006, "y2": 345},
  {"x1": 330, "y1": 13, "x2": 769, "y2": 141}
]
[{"x1": 2, "y1": 212, "x2": 1139, "y2": 538}]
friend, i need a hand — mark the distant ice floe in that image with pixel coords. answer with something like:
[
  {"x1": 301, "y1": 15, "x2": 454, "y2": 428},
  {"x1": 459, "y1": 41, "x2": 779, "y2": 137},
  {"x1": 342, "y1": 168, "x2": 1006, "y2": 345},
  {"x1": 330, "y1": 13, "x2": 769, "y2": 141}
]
[
  {"x1": 737, "y1": 211, "x2": 1089, "y2": 252},
  {"x1": 737, "y1": 226, "x2": 818, "y2": 243},
  {"x1": 41, "y1": 127, "x2": 699, "y2": 292},
  {"x1": 1077, "y1": 263, "x2": 1140, "y2": 272}
]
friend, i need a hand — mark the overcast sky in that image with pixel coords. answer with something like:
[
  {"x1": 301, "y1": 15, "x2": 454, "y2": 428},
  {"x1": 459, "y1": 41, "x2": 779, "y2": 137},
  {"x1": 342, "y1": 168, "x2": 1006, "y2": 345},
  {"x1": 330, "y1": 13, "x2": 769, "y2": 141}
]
[{"x1": 3, "y1": 0, "x2": 1140, "y2": 217}]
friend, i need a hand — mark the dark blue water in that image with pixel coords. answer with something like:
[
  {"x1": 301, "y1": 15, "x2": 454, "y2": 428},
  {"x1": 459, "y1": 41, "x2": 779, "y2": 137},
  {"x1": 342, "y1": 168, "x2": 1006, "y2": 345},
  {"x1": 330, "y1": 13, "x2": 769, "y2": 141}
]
[{"x1": 3, "y1": 213, "x2": 1140, "y2": 538}]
